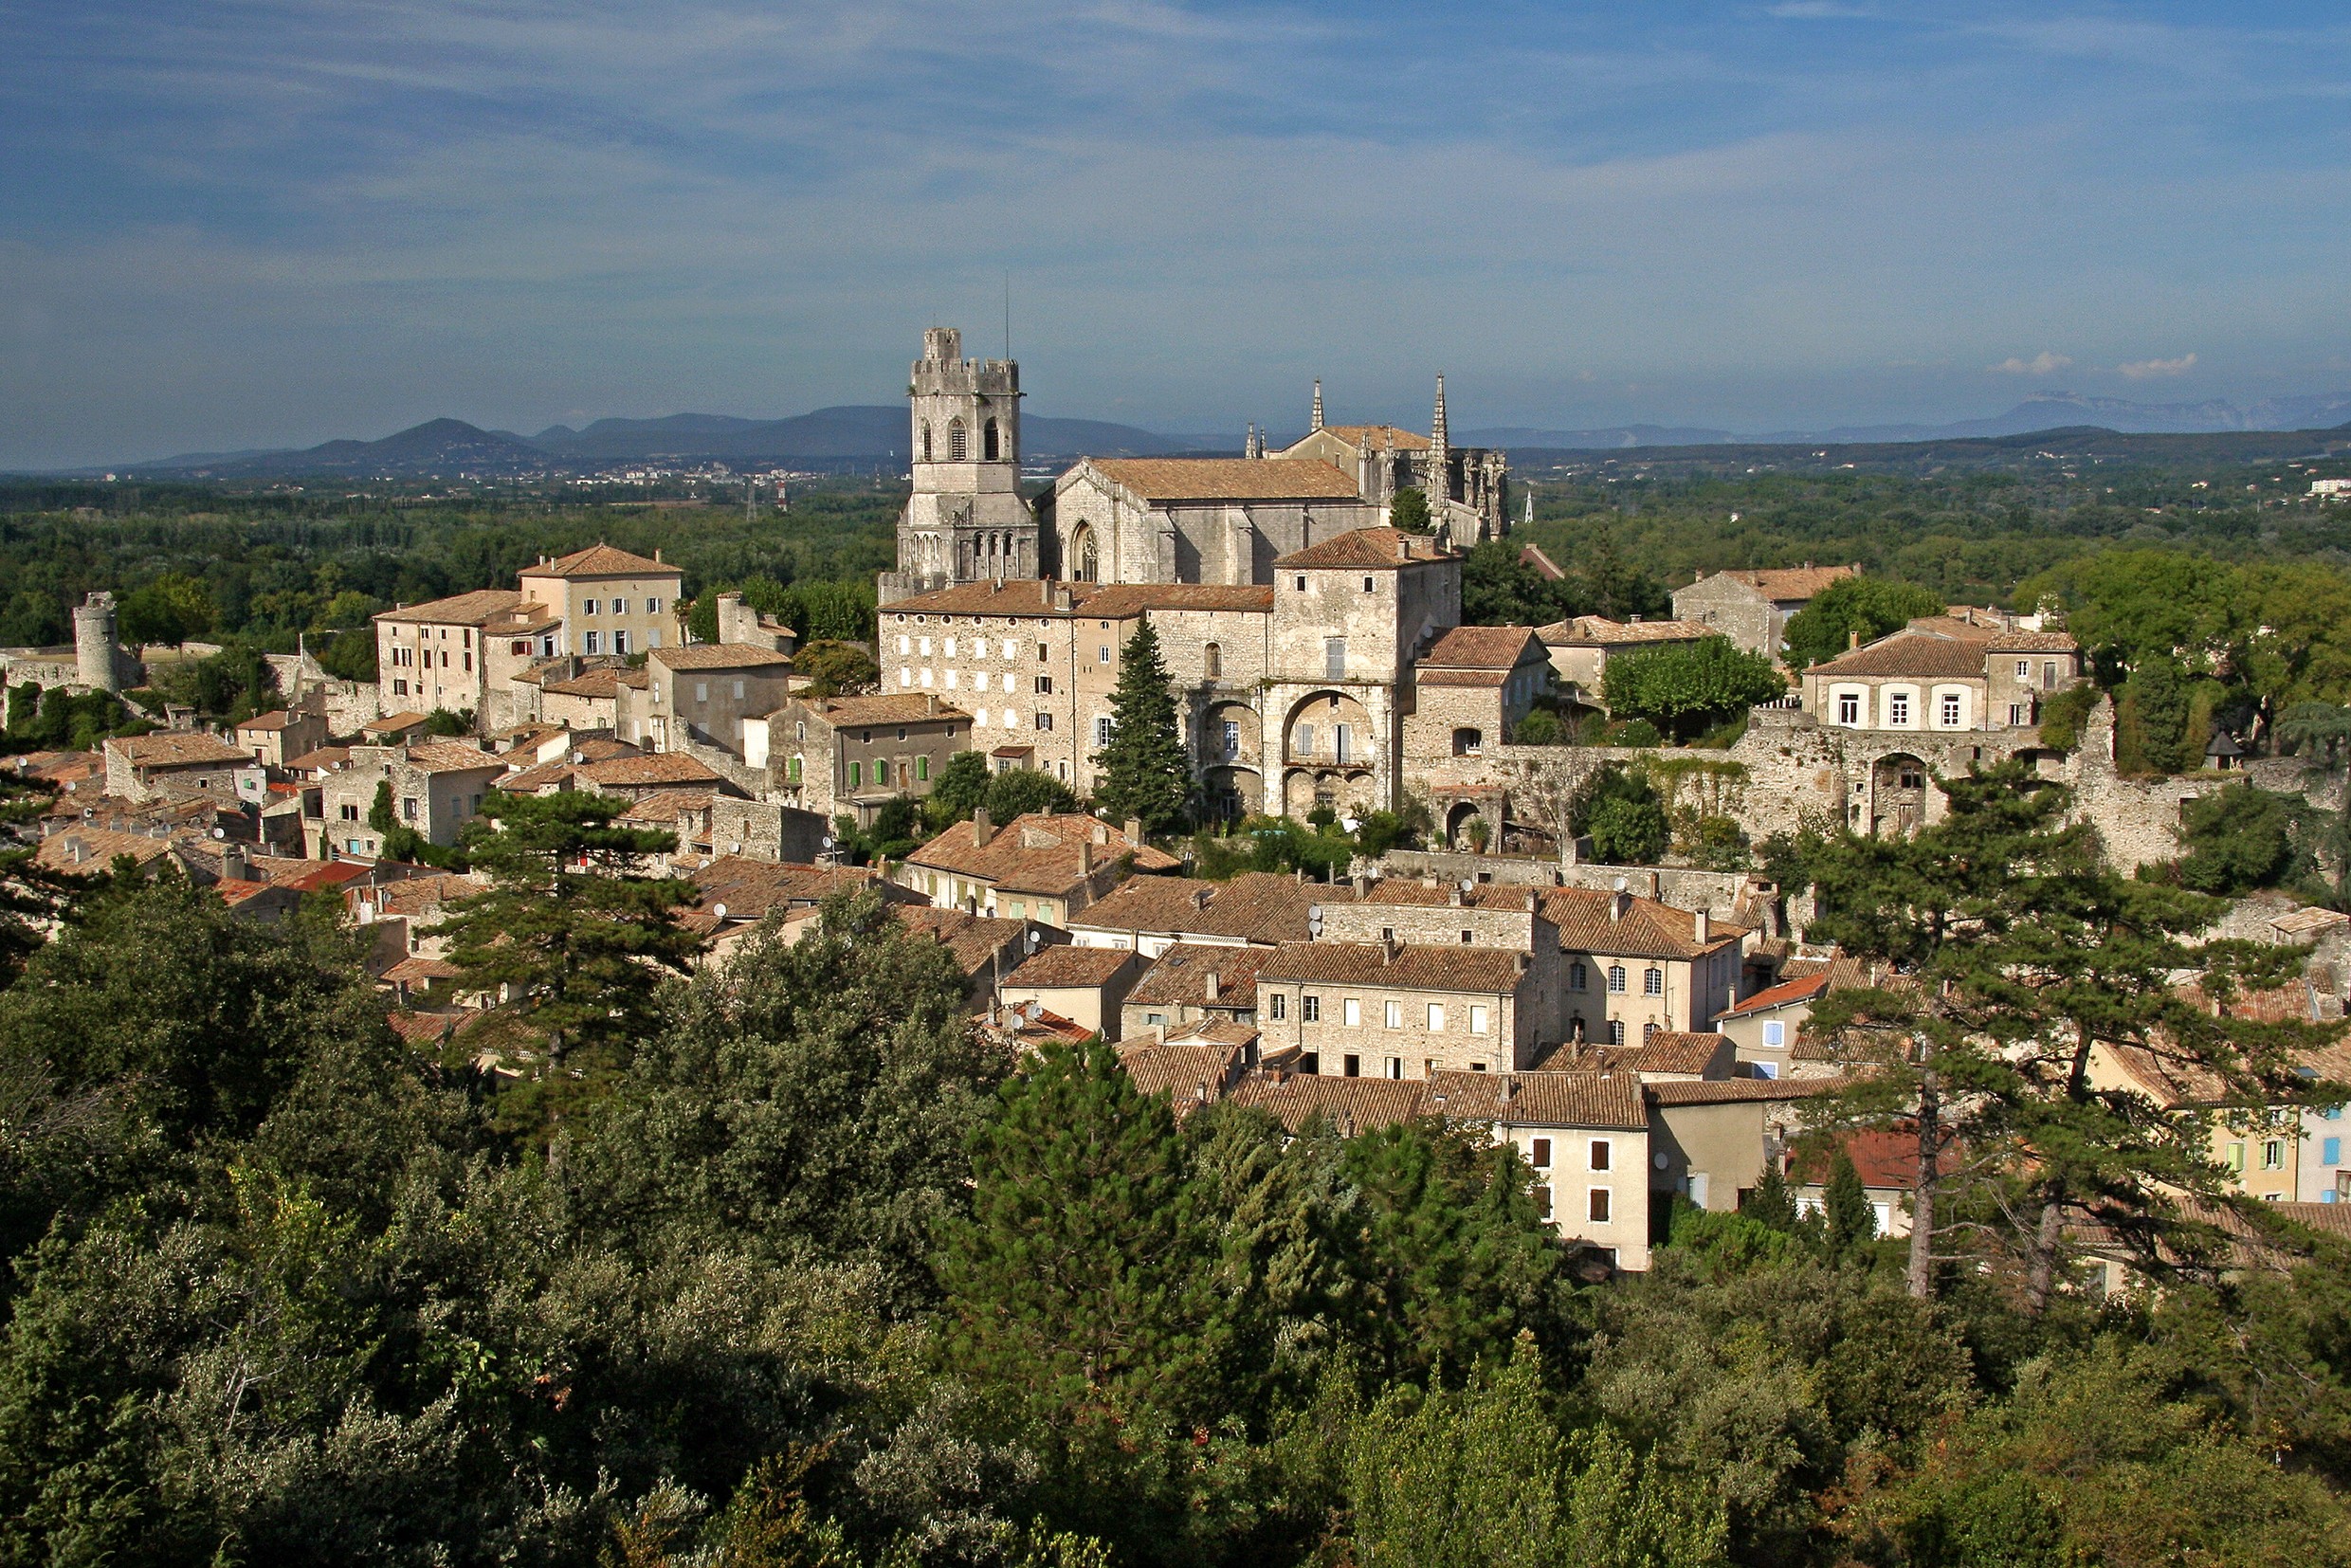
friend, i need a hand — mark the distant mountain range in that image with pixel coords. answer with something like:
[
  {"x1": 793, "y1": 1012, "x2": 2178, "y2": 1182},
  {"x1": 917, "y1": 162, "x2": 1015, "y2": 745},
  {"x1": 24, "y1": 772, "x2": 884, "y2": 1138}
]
[{"x1": 84, "y1": 390, "x2": 2351, "y2": 478}]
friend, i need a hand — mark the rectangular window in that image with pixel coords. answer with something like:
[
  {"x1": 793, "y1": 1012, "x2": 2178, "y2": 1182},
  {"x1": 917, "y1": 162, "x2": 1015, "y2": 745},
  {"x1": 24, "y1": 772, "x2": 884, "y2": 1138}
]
[
  {"x1": 2263, "y1": 1140, "x2": 2286, "y2": 1170},
  {"x1": 787, "y1": 756, "x2": 803, "y2": 782},
  {"x1": 1588, "y1": 1188, "x2": 1612, "y2": 1223},
  {"x1": 2016, "y1": 659, "x2": 2032, "y2": 680},
  {"x1": 1753, "y1": 1060, "x2": 1779, "y2": 1080},
  {"x1": 1607, "y1": 1019, "x2": 1625, "y2": 1046},
  {"x1": 1034, "y1": 712, "x2": 1050, "y2": 730},
  {"x1": 2009, "y1": 703, "x2": 2025, "y2": 725},
  {"x1": 695, "y1": 681, "x2": 709, "y2": 703},
  {"x1": 1296, "y1": 723, "x2": 1314, "y2": 757},
  {"x1": 944, "y1": 637, "x2": 957, "y2": 657},
  {"x1": 1886, "y1": 692, "x2": 1911, "y2": 725},
  {"x1": 1428, "y1": 1003, "x2": 1447, "y2": 1030},
  {"x1": 1530, "y1": 1137, "x2": 1552, "y2": 1168},
  {"x1": 647, "y1": 597, "x2": 662, "y2": 616},
  {"x1": 1590, "y1": 1140, "x2": 1612, "y2": 1171},
  {"x1": 849, "y1": 761, "x2": 862, "y2": 789},
  {"x1": 1325, "y1": 637, "x2": 1346, "y2": 679},
  {"x1": 2324, "y1": 1137, "x2": 2342, "y2": 1165},
  {"x1": 1939, "y1": 691, "x2": 1961, "y2": 726},
  {"x1": 1037, "y1": 642, "x2": 1049, "y2": 661},
  {"x1": 1342, "y1": 998, "x2": 1361, "y2": 1026},
  {"x1": 1095, "y1": 716, "x2": 1113, "y2": 746},
  {"x1": 1343, "y1": 1053, "x2": 1360, "y2": 1077},
  {"x1": 1386, "y1": 1056, "x2": 1402, "y2": 1079},
  {"x1": 1836, "y1": 692, "x2": 1859, "y2": 725},
  {"x1": 1098, "y1": 645, "x2": 1111, "y2": 664},
  {"x1": 583, "y1": 599, "x2": 599, "y2": 616},
  {"x1": 2043, "y1": 662, "x2": 2058, "y2": 689},
  {"x1": 1569, "y1": 962, "x2": 1587, "y2": 992},
  {"x1": 1607, "y1": 965, "x2": 1626, "y2": 994},
  {"x1": 733, "y1": 680, "x2": 745, "y2": 700},
  {"x1": 1303, "y1": 995, "x2": 1320, "y2": 1022},
  {"x1": 1470, "y1": 1005, "x2": 1489, "y2": 1035},
  {"x1": 1384, "y1": 1000, "x2": 1400, "y2": 1028},
  {"x1": 919, "y1": 637, "x2": 933, "y2": 656},
  {"x1": 2228, "y1": 1143, "x2": 2246, "y2": 1171},
  {"x1": 1269, "y1": 994, "x2": 1286, "y2": 1021},
  {"x1": 1036, "y1": 675, "x2": 1053, "y2": 694},
  {"x1": 1532, "y1": 1185, "x2": 1553, "y2": 1220},
  {"x1": 400, "y1": 796, "x2": 418, "y2": 822},
  {"x1": 1334, "y1": 723, "x2": 1352, "y2": 764},
  {"x1": 1643, "y1": 967, "x2": 1663, "y2": 996},
  {"x1": 917, "y1": 757, "x2": 930, "y2": 782},
  {"x1": 585, "y1": 631, "x2": 601, "y2": 654},
  {"x1": 1762, "y1": 1020, "x2": 1786, "y2": 1048},
  {"x1": 1222, "y1": 720, "x2": 1240, "y2": 755}
]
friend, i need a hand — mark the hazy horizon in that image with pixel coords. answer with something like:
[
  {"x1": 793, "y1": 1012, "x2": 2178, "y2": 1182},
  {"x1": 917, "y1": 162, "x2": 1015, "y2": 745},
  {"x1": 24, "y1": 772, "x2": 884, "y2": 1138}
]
[{"x1": 6, "y1": 2, "x2": 2348, "y2": 469}]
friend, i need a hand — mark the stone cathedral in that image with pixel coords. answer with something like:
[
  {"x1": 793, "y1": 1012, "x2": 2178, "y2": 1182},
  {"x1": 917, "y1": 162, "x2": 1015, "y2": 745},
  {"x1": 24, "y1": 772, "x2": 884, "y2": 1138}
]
[{"x1": 878, "y1": 328, "x2": 1508, "y2": 603}]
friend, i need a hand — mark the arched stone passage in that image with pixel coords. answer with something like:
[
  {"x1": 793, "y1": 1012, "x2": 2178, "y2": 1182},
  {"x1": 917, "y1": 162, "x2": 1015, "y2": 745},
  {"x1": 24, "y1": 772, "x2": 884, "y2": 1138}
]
[{"x1": 1871, "y1": 752, "x2": 1929, "y2": 838}]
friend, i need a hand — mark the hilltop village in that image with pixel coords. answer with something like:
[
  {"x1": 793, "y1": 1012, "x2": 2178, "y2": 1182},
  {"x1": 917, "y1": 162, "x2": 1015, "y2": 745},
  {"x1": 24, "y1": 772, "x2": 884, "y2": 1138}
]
[{"x1": 8, "y1": 326, "x2": 2349, "y2": 1280}]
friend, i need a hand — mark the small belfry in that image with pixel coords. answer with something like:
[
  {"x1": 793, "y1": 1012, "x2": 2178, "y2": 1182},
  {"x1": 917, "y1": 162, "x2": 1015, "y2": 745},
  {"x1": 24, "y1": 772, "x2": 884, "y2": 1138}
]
[{"x1": 882, "y1": 326, "x2": 1039, "y2": 603}]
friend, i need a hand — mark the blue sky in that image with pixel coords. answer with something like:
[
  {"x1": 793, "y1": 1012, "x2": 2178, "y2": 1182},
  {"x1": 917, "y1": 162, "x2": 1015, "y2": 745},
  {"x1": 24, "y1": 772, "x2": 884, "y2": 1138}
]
[{"x1": 4, "y1": 2, "x2": 2348, "y2": 467}]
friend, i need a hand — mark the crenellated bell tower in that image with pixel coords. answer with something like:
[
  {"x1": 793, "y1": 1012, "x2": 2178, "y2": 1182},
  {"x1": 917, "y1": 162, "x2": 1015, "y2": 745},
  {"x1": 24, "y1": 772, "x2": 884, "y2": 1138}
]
[{"x1": 883, "y1": 326, "x2": 1038, "y2": 603}]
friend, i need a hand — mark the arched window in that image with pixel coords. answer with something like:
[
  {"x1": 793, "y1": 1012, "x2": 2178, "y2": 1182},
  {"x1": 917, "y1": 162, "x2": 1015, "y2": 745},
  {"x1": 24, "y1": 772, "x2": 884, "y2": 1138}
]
[
  {"x1": 1203, "y1": 642, "x2": 1221, "y2": 679},
  {"x1": 1070, "y1": 523, "x2": 1099, "y2": 583},
  {"x1": 983, "y1": 419, "x2": 1000, "y2": 461},
  {"x1": 920, "y1": 423, "x2": 933, "y2": 461},
  {"x1": 948, "y1": 419, "x2": 968, "y2": 461}
]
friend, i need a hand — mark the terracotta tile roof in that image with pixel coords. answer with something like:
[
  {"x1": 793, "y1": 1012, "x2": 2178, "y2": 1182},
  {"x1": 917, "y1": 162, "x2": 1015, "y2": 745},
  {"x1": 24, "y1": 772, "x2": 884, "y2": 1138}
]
[
  {"x1": 1275, "y1": 526, "x2": 1455, "y2": 571},
  {"x1": 796, "y1": 694, "x2": 970, "y2": 727},
  {"x1": 363, "y1": 871, "x2": 488, "y2": 916},
  {"x1": 1985, "y1": 630, "x2": 2080, "y2": 654},
  {"x1": 283, "y1": 746, "x2": 352, "y2": 772},
  {"x1": 1539, "y1": 615, "x2": 1713, "y2": 647},
  {"x1": 519, "y1": 543, "x2": 678, "y2": 579},
  {"x1": 1072, "y1": 871, "x2": 1337, "y2": 945},
  {"x1": 387, "y1": 1010, "x2": 462, "y2": 1045},
  {"x1": 382, "y1": 955, "x2": 463, "y2": 984},
  {"x1": 542, "y1": 669, "x2": 629, "y2": 699},
  {"x1": 1425, "y1": 1068, "x2": 1649, "y2": 1129},
  {"x1": 1807, "y1": 628, "x2": 1993, "y2": 681},
  {"x1": 1540, "y1": 886, "x2": 1741, "y2": 961},
  {"x1": 401, "y1": 741, "x2": 502, "y2": 775},
  {"x1": 904, "y1": 812, "x2": 1179, "y2": 895},
  {"x1": 236, "y1": 710, "x2": 297, "y2": 732},
  {"x1": 1230, "y1": 1072, "x2": 1431, "y2": 1134},
  {"x1": 374, "y1": 589, "x2": 528, "y2": 627},
  {"x1": 1623, "y1": 1030, "x2": 1729, "y2": 1077},
  {"x1": 1719, "y1": 971, "x2": 1832, "y2": 1018},
  {"x1": 498, "y1": 758, "x2": 579, "y2": 793},
  {"x1": 1646, "y1": 1075, "x2": 1844, "y2": 1105},
  {"x1": 1792, "y1": 1126, "x2": 1959, "y2": 1191},
  {"x1": 1127, "y1": 943, "x2": 1271, "y2": 1010},
  {"x1": 33, "y1": 826, "x2": 179, "y2": 873},
  {"x1": 365, "y1": 712, "x2": 431, "y2": 735},
  {"x1": 692, "y1": 856, "x2": 874, "y2": 919},
  {"x1": 1422, "y1": 626, "x2": 1545, "y2": 670},
  {"x1": 1118, "y1": 1038, "x2": 1247, "y2": 1114},
  {"x1": 1257, "y1": 940, "x2": 1528, "y2": 994},
  {"x1": 2271, "y1": 905, "x2": 2351, "y2": 938},
  {"x1": 1090, "y1": 457, "x2": 1362, "y2": 502},
  {"x1": 983, "y1": 1003, "x2": 1097, "y2": 1048},
  {"x1": 1005, "y1": 944, "x2": 1139, "y2": 989},
  {"x1": 575, "y1": 752, "x2": 723, "y2": 789},
  {"x1": 1687, "y1": 565, "x2": 1856, "y2": 603},
  {"x1": 879, "y1": 579, "x2": 1273, "y2": 618},
  {"x1": 653, "y1": 642, "x2": 793, "y2": 671},
  {"x1": 619, "y1": 789, "x2": 718, "y2": 825},
  {"x1": 1319, "y1": 423, "x2": 1431, "y2": 452},
  {"x1": 891, "y1": 905, "x2": 1030, "y2": 975},
  {"x1": 108, "y1": 731, "x2": 251, "y2": 768}
]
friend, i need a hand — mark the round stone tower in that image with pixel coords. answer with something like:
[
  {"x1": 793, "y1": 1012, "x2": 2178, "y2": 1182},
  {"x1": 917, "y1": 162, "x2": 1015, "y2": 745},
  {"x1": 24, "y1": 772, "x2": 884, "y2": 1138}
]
[{"x1": 72, "y1": 592, "x2": 121, "y2": 693}]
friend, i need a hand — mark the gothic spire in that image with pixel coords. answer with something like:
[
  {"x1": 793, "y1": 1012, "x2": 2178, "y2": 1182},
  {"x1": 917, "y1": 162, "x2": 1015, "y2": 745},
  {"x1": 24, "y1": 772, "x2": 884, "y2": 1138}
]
[
  {"x1": 1311, "y1": 378, "x2": 1324, "y2": 431},
  {"x1": 1428, "y1": 374, "x2": 1449, "y2": 504}
]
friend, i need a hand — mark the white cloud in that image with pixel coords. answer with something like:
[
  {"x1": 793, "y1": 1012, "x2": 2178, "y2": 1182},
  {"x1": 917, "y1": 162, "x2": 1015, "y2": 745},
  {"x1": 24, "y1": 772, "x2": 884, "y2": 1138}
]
[
  {"x1": 2117, "y1": 352, "x2": 2197, "y2": 379},
  {"x1": 1991, "y1": 351, "x2": 2071, "y2": 374}
]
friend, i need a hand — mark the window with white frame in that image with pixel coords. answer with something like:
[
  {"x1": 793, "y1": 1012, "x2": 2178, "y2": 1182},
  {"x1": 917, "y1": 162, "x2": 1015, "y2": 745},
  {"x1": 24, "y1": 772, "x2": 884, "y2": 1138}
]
[
  {"x1": 1303, "y1": 995, "x2": 1321, "y2": 1022},
  {"x1": 1469, "y1": 1005, "x2": 1489, "y2": 1035},
  {"x1": 1607, "y1": 964, "x2": 1627, "y2": 994},
  {"x1": 1939, "y1": 691, "x2": 1962, "y2": 727},
  {"x1": 1607, "y1": 1019, "x2": 1625, "y2": 1045},
  {"x1": 1836, "y1": 691, "x2": 1860, "y2": 725},
  {"x1": 585, "y1": 631, "x2": 601, "y2": 654},
  {"x1": 1530, "y1": 1137, "x2": 1552, "y2": 1168},
  {"x1": 1095, "y1": 716, "x2": 1113, "y2": 746},
  {"x1": 1590, "y1": 1139, "x2": 1612, "y2": 1171},
  {"x1": 1428, "y1": 1003, "x2": 1447, "y2": 1030},
  {"x1": 1643, "y1": 967, "x2": 1663, "y2": 996},
  {"x1": 1342, "y1": 998, "x2": 1361, "y2": 1026},
  {"x1": 1588, "y1": 1188, "x2": 1612, "y2": 1223},
  {"x1": 1762, "y1": 1020, "x2": 1786, "y2": 1048},
  {"x1": 1384, "y1": 1000, "x2": 1400, "y2": 1028},
  {"x1": 1269, "y1": 994, "x2": 1286, "y2": 1021},
  {"x1": 1886, "y1": 691, "x2": 1911, "y2": 725}
]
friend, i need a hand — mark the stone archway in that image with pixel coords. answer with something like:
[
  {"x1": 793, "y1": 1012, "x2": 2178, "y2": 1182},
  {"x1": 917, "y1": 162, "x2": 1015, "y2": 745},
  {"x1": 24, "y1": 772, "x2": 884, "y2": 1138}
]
[
  {"x1": 1445, "y1": 799, "x2": 1485, "y2": 848},
  {"x1": 1203, "y1": 765, "x2": 1260, "y2": 823},
  {"x1": 1871, "y1": 753, "x2": 1928, "y2": 838},
  {"x1": 1068, "y1": 522, "x2": 1100, "y2": 583}
]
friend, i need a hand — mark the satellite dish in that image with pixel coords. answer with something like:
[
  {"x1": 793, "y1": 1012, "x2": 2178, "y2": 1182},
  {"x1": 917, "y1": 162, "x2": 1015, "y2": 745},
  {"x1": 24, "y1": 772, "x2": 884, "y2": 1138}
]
[
  {"x1": 712, "y1": 903, "x2": 727, "y2": 920},
  {"x1": 1307, "y1": 905, "x2": 1323, "y2": 921},
  {"x1": 1652, "y1": 1151, "x2": 1669, "y2": 1170},
  {"x1": 821, "y1": 835, "x2": 835, "y2": 849},
  {"x1": 212, "y1": 828, "x2": 226, "y2": 839},
  {"x1": 1613, "y1": 876, "x2": 1629, "y2": 893},
  {"x1": 1460, "y1": 878, "x2": 1473, "y2": 895}
]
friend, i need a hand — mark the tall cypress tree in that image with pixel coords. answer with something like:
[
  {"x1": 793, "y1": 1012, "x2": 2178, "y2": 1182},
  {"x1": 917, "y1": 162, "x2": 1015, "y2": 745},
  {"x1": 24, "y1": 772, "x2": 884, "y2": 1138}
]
[{"x1": 1090, "y1": 614, "x2": 1193, "y2": 833}]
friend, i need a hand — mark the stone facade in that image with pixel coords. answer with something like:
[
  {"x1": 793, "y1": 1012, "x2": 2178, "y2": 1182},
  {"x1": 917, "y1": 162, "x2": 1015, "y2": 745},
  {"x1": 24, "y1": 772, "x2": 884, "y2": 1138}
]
[
  {"x1": 881, "y1": 327, "x2": 1036, "y2": 602},
  {"x1": 1670, "y1": 565, "x2": 1857, "y2": 663},
  {"x1": 756, "y1": 692, "x2": 972, "y2": 826},
  {"x1": 1255, "y1": 940, "x2": 1542, "y2": 1078},
  {"x1": 628, "y1": 644, "x2": 796, "y2": 759}
]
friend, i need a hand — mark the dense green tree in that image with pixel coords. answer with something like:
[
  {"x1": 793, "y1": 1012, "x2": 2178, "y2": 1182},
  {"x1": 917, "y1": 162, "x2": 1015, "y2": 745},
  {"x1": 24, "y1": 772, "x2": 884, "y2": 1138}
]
[
  {"x1": 923, "y1": 749, "x2": 992, "y2": 830},
  {"x1": 1820, "y1": 1148, "x2": 1877, "y2": 1257},
  {"x1": 2172, "y1": 782, "x2": 2301, "y2": 895},
  {"x1": 2278, "y1": 699, "x2": 2351, "y2": 907},
  {"x1": 1091, "y1": 616, "x2": 1192, "y2": 833},
  {"x1": 795, "y1": 639, "x2": 880, "y2": 698},
  {"x1": 986, "y1": 766, "x2": 1079, "y2": 822},
  {"x1": 1389, "y1": 487, "x2": 1433, "y2": 534},
  {"x1": 1779, "y1": 576, "x2": 1945, "y2": 669},
  {"x1": 1462, "y1": 538, "x2": 1581, "y2": 627},
  {"x1": 442, "y1": 792, "x2": 702, "y2": 1104},
  {"x1": 2116, "y1": 652, "x2": 2194, "y2": 775},
  {"x1": 1600, "y1": 636, "x2": 1785, "y2": 742},
  {"x1": 1568, "y1": 763, "x2": 1671, "y2": 866},
  {"x1": 315, "y1": 626, "x2": 377, "y2": 681},
  {"x1": 116, "y1": 571, "x2": 216, "y2": 646}
]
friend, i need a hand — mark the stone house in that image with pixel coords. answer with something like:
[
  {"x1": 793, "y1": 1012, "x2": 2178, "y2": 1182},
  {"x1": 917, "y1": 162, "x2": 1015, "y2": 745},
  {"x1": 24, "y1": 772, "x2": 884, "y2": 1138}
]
[
  {"x1": 1713, "y1": 970, "x2": 1832, "y2": 1078},
  {"x1": 516, "y1": 543, "x2": 683, "y2": 660},
  {"x1": 1801, "y1": 616, "x2": 2085, "y2": 738},
  {"x1": 1047, "y1": 456, "x2": 1377, "y2": 589},
  {"x1": 2088, "y1": 1028, "x2": 2351, "y2": 1205},
  {"x1": 1671, "y1": 565, "x2": 1857, "y2": 663},
  {"x1": 1254, "y1": 939, "x2": 1540, "y2": 1079},
  {"x1": 374, "y1": 590, "x2": 558, "y2": 725},
  {"x1": 1321, "y1": 882, "x2": 1566, "y2": 1054},
  {"x1": 1648, "y1": 1076, "x2": 1834, "y2": 1215},
  {"x1": 754, "y1": 692, "x2": 971, "y2": 826},
  {"x1": 1542, "y1": 885, "x2": 1744, "y2": 1048},
  {"x1": 232, "y1": 707, "x2": 331, "y2": 770},
  {"x1": 1430, "y1": 1068, "x2": 1654, "y2": 1268},
  {"x1": 896, "y1": 811, "x2": 1179, "y2": 927},
  {"x1": 1067, "y1": 870, "x2": 1337, "y2": 956},
  {"x1": 102, "y1": 731, "x2": 260, "y2": 804},
  {"x1": 1121, "y1": 942, "x2": 1273, "y2": 1036},
  {"x1": 891, "y1": 905, "x2": 1060, "y2": 1010},
  {"x1": 1401, "y1": 625, "x2": 1553, "y2": 769},
  {"x1": 569, "y1": 751, "x2": 730, "y2": 803},
  {"x1": 625, "y1": 643, "x2": 796, "y2": 758},
  {"x1": 998, "y1": 943, "x2": 1144, "y2": 1041},
  {"x1": 1791, "y1": 1127, "x2": 1947, "y2": 1239},
  {"x1": 1537, "y1": 616, "x2": 1713, "y2": 711},
  {"x1": 535, "y1": 665, "x2": 631, "y2": 732}
]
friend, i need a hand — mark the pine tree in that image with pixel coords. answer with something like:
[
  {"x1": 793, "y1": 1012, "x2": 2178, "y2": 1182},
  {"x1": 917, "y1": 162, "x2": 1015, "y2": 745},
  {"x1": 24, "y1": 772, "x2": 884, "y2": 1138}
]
[
  {"x1": 1089, "y1": 615, "x2": 1192, "y2": 833},
  {"x1": 1822, "y1": 1149, "x2": 1876, "y2": 1257}
]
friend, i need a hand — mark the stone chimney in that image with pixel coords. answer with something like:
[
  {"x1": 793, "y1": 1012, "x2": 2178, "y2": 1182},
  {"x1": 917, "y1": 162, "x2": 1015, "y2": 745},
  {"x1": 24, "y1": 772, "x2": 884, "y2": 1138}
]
[
  {"x1": 925, "y1": 693, "x2": 938, "y2": 716},
  {"x1": 222, "y1": 844, "x2": 252, "y2": 883},
  {"x1": 1610, "y1": 890, "x2": 1629, "y2": 921},
  {"x1": 1380, "y1": 931, "x2": 1398, "y2": 964},
  {"x1": 1204, "y1": 968, "x2": 1221, "y2": 1003},
  {"x1": 1694, "y1": 909, "x2": 1708, "y2": 942},
  {"x1": 1079, "y1": 839, "x2": 1094, "y2": 875},
  {"x1": 1849, "y1": 628, "x2": 1862, "y2": 650},
  {"x1": 1090, "y1": 822, "x2": 1109, "y2": 845},
  {"x1": 971, "y1": 808, "x2": 993, "y2": 848},
  {"x1": 1122, "y1": 816, "x2": 1143, "y2": 844}
]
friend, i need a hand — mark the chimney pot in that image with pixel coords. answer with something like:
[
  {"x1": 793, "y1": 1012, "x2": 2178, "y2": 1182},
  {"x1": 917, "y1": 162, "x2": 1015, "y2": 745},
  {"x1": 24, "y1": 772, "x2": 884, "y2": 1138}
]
[
  {"x1": 1079, "y1": 839, "x2": 1094, "y2": 874},
  {"x1": 1694, "y1": 909, "x2": 1709, "y2": 942},
  {"x1": 1122, "y1": 816, "x2": 1143, "y2": 844},
  {"x1": 971, "y1": 808, "x2": 993, "y2": 848},
  {"x1": 1205, "y1": 969, "x2": 1221, "y2": 1002}
]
